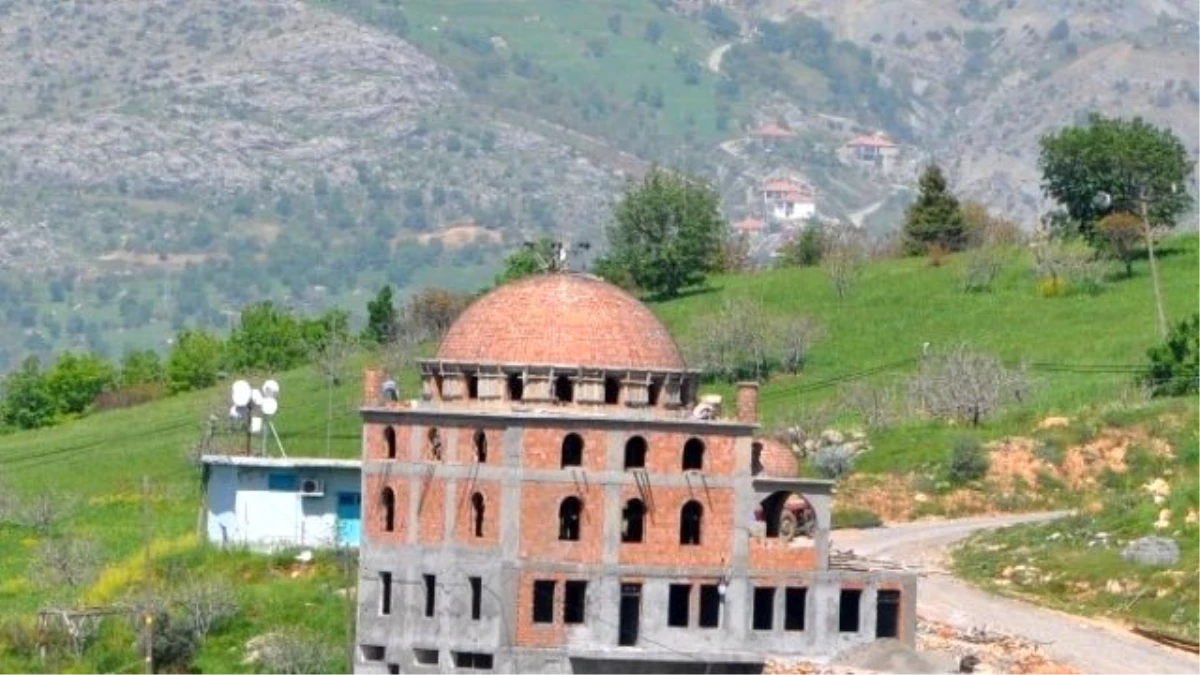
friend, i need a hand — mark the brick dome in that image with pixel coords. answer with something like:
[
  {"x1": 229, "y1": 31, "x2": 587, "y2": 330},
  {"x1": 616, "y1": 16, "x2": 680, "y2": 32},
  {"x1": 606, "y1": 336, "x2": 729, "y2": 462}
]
[{"x1": 435, "y1": 273, "x2": 686, "y2": 371}]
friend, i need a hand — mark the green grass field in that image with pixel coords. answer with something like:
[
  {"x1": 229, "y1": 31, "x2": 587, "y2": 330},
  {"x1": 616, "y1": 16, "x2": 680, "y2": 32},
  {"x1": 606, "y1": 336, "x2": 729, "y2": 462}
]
[{"x1": 0, "y1": 236, "x2": 1195, "y2": 671}]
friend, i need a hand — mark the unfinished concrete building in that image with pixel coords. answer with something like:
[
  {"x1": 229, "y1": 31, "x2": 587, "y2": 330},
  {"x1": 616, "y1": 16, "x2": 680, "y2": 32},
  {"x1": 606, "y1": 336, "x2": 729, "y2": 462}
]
[{"x1": 354, "y1": 273, "x2": 916, "y2": 674}]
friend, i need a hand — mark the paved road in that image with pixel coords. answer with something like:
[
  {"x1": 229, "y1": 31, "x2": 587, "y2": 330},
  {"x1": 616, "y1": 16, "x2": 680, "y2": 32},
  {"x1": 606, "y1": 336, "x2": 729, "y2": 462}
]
[{"x1": 833, "y1": 513, "x2": 1199, "y2": 674}]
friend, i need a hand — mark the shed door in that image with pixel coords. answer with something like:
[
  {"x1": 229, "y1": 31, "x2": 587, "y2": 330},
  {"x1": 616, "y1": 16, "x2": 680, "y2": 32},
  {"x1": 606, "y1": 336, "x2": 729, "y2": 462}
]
[{"x1": 336, "y1": 492, "x2": 362, "y2": 548}]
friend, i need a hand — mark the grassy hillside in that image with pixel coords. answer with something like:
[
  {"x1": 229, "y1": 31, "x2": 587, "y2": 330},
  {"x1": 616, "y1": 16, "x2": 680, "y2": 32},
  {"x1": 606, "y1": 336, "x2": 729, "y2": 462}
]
[{"x1": 0, "y1": 236, "x2": 1195, "y2": 671}]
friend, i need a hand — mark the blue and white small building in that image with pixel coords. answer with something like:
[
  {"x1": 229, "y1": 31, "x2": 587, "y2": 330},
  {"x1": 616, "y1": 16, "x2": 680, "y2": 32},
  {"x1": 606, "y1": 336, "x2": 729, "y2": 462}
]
[{"x1": 201, "y1": 455, "x2": 363, "y2": 551}]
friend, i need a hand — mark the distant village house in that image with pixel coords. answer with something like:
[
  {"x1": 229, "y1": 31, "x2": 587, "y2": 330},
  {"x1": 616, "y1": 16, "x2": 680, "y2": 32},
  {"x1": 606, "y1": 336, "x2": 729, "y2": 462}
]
[
  {"x1": 840, "y1": 133, "x2": 899, "y2": 173},
  {"x1": 761, "y1": 179, "x2": 817, "y2": 222}
]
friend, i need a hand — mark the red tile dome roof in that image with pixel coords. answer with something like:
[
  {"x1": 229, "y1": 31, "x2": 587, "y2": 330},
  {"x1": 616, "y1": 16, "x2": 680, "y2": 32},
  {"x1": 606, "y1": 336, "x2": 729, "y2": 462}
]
[{"x1": 435, "y1": 273, "x2": 686, "y2": 371}]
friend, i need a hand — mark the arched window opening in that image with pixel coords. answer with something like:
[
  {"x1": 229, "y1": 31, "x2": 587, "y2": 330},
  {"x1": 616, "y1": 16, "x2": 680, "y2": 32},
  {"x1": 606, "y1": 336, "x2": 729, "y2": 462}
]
[
  {"x1": 427, "y1": 427, "x2": 442, "y2": 460},
  {"x1": 432, "y1": 373, "x2": 444, "y2": 400},
  {"x1": 473, "y1": 429, "x2": 487, "y2": 463},
  {"x1": 680, "y1": 501, "x2": 703, "y2": 545},
  {"x1": 553, "y1": 375, "x2": 574, "y2": 403},
  {"x1": 561, "y1": 433, "x2": 584, "y2": 468},
  {"x1": 624, "y1": 436, "x2": 647, "y2": 470},
  {"x1": 467, "y1": 373, "x2": 479, "y2": 399},
  {"x1": 604, "y1": 377, "x2": 621, "y2": 404},
  {"x1": 507, "y1": 373, "x2": 524, "y2": 401},
  {"x1": 383, "y1": 426, "x2": 397, "y2": 459},
  {"x1": 558, "y1": 497, "x2": 582, "y2": 541},
  {"x1": 648, "y1": 379, "x2": 662, "y2": 406},
  {"x1": 756, "y1": 492, "x2": 815, "y2": 541},
  {"x1": 471, "y1": 492, "x2": 485, "y2": 538},
  {"x1": 382, "y1": 488, "x2": 396, "y2": 533},
  {"x1": 682, "y1": 438, "x2": 705, "y2": 471},
  {"x1": 622, "y1": 499, "x2": 646, "y2": 543}
]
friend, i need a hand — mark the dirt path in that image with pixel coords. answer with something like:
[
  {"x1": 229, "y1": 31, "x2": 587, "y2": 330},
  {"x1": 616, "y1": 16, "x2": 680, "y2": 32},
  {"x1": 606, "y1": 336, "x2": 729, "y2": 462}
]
[
  {"x1": 706, "y1": 42, "x2": 733, "y2": 73},
  {"x1": 847, "y1": 198, "x2": 885, "y2": 228},
  {"x1": 833, "y1": 513, "x2": 1198, "y2": 674}
]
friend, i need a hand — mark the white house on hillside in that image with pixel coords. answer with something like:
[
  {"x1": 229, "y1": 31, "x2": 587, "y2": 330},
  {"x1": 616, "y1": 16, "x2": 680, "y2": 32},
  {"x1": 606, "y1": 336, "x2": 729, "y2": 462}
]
[
  {"x1": 202, "y1": 455, "x2": 362, "y2": 551},
  {"x1": 761, "y1": 178, "x2": 817, "y2": 221}
]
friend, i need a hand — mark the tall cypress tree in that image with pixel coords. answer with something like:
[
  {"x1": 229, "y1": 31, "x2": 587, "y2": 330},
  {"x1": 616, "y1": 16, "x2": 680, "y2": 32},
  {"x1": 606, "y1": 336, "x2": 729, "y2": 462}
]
[{"x1": 903, "y1": 164, "x2": 967, "y2": 255}]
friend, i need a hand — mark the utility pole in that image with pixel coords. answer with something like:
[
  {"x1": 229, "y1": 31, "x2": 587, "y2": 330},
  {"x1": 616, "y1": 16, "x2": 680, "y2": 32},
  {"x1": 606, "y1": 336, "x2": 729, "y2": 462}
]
[
  {"x1": 1138, "y1": 187, "x2": 1170, "y2": 338},
  {"x1": 141, "y1": 475, "x2": 154, "y2": 675}
]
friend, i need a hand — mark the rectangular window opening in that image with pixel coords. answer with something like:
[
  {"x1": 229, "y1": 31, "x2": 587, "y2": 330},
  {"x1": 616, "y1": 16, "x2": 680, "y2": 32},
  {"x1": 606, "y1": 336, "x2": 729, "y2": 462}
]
[
  {"x1": 564, "y1": 580, "x2": 587, "y2": 624},
  {"x1": 453, "y1": 651, "x2": 494, "y2": 670},
  {"x1": 360, "y1": 644, "x2": 385, "y2": 662},
  {"x1": 380, "y1": 572, "x2": 392, "y2": 616},
  {"x1": 698, "y1": 584, "x2": 721, "y2": 628},
  {"x1": 667, "y1": 584, "x2": 691, "y2": 627},
  {"x1": 784, "y1": 587, "x2": 807, "y2": 631},
  {"x1": 876, "y1": 589, "x2": 901, "y2": 639},
  {"x1": 387, "y1": 664, "x2": 400, "y2": 675},
  {"x1": 532, "y1": 580, "x2": 555, "y2": 624},
  {"x1": 839, "y1": 589, "x2": 862, "y2": 633},
  {"x1": 752, "y1": 587, "x2": 775, "y2": 631},
  {"x1": 469, "y1": 576, "x2": 482, "y2": 621},
  {"x1": 413, "y1": 648, "x2": 439, "y2": 665},
  {"x1": 423, "y1": 574, "x2": 436, "y2": 618},
  {"x1": 267, "y1": 472, "x2": 297, "y2": 491}
]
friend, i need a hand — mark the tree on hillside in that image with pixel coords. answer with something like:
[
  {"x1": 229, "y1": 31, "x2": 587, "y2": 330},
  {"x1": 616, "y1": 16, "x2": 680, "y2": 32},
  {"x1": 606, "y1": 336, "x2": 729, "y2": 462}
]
[
  {"x1": 495, "y1": 237, "x2": 555, "y2": 286},
  {"x1": 403, "y1": 288, "x2": 473, "y2": 343},
  {"x1": 167, "y1": 330, "x2": 225, "y2": 394},
  {"x1": 821, "y1": 227, "x2": 868, "y2": 299},
  {"x1": 226, "y1": 302, "x2": 308, "y2": 372},
  {"x1": 120, "y1": 349, "x2": 165, "y2": 387},
  {"x1": 1, "y1": 356, "x2": 56, "y2": 430},
  {"x1": 1038, "y1": 114, "x2": 1194, "y2": 243},
  {"x1": 778, "y1": 222, "x2": 825, "y2": 267},
  {"x1": 908, "y1": 345, "x2": 1031, "y2": 427},
  {"x1": 1095, "y1": 212, "x2": 1143, "y2": 278},
  {"x1": 599, "y1": 167, "x2": 727, "y2": 298},
  {"x1": 902, "y1": 164, "x2": 967, "y2": 255},
  {"x1": 45, "y1": 352, "x2": 116, "y2": 416},
  {"x1": 1141, "y1": 313, "x2": 1198, "y2": 397},
  {"x1": 362, "y1": 285, "x2": 397, "y2": 345}
]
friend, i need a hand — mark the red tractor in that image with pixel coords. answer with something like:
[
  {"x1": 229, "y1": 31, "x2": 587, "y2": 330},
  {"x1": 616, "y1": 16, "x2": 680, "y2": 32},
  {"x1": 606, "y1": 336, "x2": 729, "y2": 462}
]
[{"x1": 755, "y1": 494, "x2": 816, "y2": 540}]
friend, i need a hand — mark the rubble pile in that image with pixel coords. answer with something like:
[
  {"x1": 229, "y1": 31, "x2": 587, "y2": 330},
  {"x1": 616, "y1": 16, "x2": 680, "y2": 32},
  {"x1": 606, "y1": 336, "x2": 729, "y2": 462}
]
[{"x1": 765, "y1": 620, "x2": 1079, "y2": 675}]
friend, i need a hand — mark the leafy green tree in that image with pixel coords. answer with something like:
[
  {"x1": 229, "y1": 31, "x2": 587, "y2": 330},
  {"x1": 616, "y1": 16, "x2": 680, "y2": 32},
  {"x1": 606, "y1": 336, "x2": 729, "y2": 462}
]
[
  {"x1": 302, "y1": 309, "x2": 351, "y2": 355},
  {"x1": 1141, "y1": 313, "x2": 1198, "y2": 397},
  {"x1": 120, "y1": 349, "x2": 165, "y2": 386},
  {"x1": 226, "y1": 302, "x2": 307, "y2": 372},
  {"x1": 167, "y1": 330, "x2": 225, "y2": 394},
  {"x1": 902, "y1": 164, "x2": 967, "y2": 254},
  {"x1": 600, "y1": 167, "x2": 727, "y2": 298},
  {"x1": 1, "y1": 356, "x2": 56, "y2": 430},
  {"x1": 778, "y1": 223, "x2": 825, "y2": 267},
  {"x1": 1038, "y1": 114, "x2": 1194, "y2": 242},
  {"x1": 362, "y1": 285, "x2": 398, "y2": 345},
  {"x1": 46, "y1": 352, "x2": 117, "y2": 416},
  {"x1": 495, "y1": 238, "x2": 554, "y2": 286}
]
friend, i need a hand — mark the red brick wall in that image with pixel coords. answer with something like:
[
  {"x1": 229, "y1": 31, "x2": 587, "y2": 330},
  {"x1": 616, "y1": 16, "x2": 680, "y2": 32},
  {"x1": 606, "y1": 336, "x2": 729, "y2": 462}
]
[
  {"x1": 617, "y1": 485, "x2": 734, "y2": 568},
  {"x1": 366, "y1": 423, "x2": 411, "y2": 461},
  {"x1": 515, "y1": 570, "x2": 567, "y2": 648},
  {"x1": 454, "y1": 426, "x2": 502, "y2": 465},
  {"x1": 747, "y1": 538, "x2": 819, "y2": 571},
  {"x1": 415, "y1": 477, "x2": 447, "y2": 545},
  {"x1": 642, "y1": 432, "x2": 735, "y2": 476},
  {"x1": 521, "y1": 427, "x2": 607, "y2": 472},
  {"x1": 518, "y1": 483, "x2": 605, "y2": 564},
  {"x1": 453, "y1": 479, "x2": 502, "y2": 547},
  {"x1": 364, "y1": 474, "x2": 408, "y2": 544}
]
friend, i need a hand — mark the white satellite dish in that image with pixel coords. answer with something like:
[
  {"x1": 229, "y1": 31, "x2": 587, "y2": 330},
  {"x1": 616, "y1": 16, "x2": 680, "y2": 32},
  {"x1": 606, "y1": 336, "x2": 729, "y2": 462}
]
[
  {"x1": 261, "y1": 397, "x2": 278, "y2": 416},
  {"x1": 251, "y1": 388, "x2": 264, "y2": 406},
  {"x1": 229, "y1": 404, "x2": 242, "y2": 420},
  {"x1": 232, "y1": 380, "x2": 252, "y2": 406},
  {"x1": 263, "y1": 380, "x2": 280, "y2": 398}
]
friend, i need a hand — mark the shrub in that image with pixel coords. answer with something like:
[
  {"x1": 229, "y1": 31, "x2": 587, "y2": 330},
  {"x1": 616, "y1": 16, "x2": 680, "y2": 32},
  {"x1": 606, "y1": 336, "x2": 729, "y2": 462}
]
[
  {"x1": 947, "y1": 437, "x2": 989, "y2": 484},
  {"x1": 810, "y1": 445, "x2": 856, "y2": 480},
  {"x1": 831, "y1": 507, "x2": 883, "y2": 529},
  {"x1": 927, "y1": 242, "x2": 950, "y2": 267},
  {"x1": 1038, "y1": 276, "x2": 1065, "y2": 297},
  {"x1": 961, "y1": 245, "x2": 1005, "y2": 292},
  {"x1": 1141, "y1": 313, "x2": 1198, "y2": 397}
]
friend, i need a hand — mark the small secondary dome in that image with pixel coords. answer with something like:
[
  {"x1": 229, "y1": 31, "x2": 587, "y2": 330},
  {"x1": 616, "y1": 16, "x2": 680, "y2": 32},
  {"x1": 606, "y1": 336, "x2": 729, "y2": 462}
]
[{"x1": 436, "y1": 273, "x2": 686, "y2": 371}]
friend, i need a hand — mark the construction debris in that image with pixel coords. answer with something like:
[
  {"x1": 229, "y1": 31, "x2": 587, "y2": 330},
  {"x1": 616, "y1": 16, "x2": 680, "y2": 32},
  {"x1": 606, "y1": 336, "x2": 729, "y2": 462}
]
[{"x1": 764, "y1": 620, "x2": 1079, "y2": 675}]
